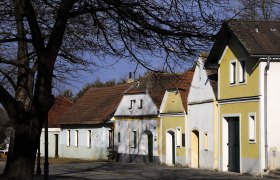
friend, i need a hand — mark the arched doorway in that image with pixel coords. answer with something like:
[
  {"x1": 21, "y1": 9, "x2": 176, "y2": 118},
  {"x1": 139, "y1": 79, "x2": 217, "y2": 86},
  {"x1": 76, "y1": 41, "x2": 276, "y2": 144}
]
[
  {"x1": 191, "y1": 130, "x2": 199, "y2": 168},
  {"x1": 144, "y1": 130, "x2": 153, "y2": 163},
  {"x1": 166, "y1": 130, "x2": 175, "y2": 165}
]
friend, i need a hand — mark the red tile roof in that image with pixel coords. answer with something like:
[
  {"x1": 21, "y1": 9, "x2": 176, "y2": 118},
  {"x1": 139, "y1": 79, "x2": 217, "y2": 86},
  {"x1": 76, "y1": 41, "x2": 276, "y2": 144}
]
[
  {"x1": 58, "y1": 83, "x2": 133, "y2": 125},
  {"x1": 48, "y1": 96, "x2": 74, "y2": 127},
  {"x1": 125, "y1": 70, "x2": 194, "y2": 111}
]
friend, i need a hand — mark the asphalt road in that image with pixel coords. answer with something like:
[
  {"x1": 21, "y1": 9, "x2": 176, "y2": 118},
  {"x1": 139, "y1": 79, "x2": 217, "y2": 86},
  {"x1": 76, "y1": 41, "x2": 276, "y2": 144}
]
[{"x1": 0, "y1": 160, "x2": 272, "y2": 179}]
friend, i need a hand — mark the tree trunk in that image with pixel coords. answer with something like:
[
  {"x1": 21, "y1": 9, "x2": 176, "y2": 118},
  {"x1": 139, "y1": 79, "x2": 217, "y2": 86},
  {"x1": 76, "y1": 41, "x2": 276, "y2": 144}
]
[{"x1": 3, "y1": 114, "x2": 43, "y2": 180}]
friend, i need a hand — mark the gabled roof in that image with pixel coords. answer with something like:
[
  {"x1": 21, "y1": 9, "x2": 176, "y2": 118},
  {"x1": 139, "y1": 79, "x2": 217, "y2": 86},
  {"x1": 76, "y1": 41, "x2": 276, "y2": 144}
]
[
  {"x1": 125, "y1": 70, "x2": 194, "y2": 110},
  {"x1": 48, "y1": 96, "x2": 74, "y2": 128},
  {"x1": 58, "y1": 83, "x2": 133, "y2": 125},
  {"x1": 206, "y1": 68, "x2": 218, "y2": 99},
  {"x1": 207, "y1": 19, "x2": 280, "y2": 63}
]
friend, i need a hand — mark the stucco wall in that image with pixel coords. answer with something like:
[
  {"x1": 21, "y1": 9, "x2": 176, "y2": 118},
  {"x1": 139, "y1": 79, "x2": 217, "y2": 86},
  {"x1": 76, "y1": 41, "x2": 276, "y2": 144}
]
[
  {"x1": 188, "y1": 103, "x2": 216, "y2": 169},
  {"x1": 59, "y1": 127, "x2": 110, "y2": 160},
  {"x1": 40, "y1": 128, "x2": 60, "y2": 158},
  {"x1": 161, "y1": 115, "x2": 187, "y2": 166},
  {"x1": 115, "y1": 119, "x2": 159, "y2": 163},
  {"x1": 260, "y1": 61, "x2": 280, "y2": 170}
]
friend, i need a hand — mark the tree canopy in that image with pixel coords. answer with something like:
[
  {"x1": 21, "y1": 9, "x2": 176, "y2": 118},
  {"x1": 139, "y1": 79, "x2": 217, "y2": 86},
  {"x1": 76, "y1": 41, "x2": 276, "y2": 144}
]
[{"x1": 0, "y1": 0, "x2": 236, "y2": 179}]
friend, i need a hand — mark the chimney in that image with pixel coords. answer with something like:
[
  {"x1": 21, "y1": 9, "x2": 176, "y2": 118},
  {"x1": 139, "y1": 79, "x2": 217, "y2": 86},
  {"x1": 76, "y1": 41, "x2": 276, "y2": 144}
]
[{"x1": 127, "y1": 72, "x2": 134, "y2": 83}]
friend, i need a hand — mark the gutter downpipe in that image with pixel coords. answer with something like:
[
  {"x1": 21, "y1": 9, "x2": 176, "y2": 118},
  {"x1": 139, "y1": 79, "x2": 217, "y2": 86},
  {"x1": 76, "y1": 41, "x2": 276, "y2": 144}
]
[{"x1": 264, "y1": 56, "x2": 270, "y2": 172}]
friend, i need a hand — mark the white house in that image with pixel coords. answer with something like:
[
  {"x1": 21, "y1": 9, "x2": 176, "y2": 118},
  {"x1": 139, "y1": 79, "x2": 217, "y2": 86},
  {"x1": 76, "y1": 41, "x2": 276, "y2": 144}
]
[
  {"x1": 50, "y1": 84, "x2": 132, "y2": 160},
  {"x1": 187, "y1": 56, "x2": 218, "y2": 170},
  {"x1": 114, "y1": 92, "x2": 159, "y2": 163},
  {"x1": 40, "y1": 96, "x2": 73, "y2": 158}
]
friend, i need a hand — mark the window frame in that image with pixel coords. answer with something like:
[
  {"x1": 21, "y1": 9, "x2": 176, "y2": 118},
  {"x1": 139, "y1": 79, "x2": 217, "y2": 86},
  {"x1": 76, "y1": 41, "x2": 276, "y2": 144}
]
[
  {"x1": 74, "y1": 130, "x2": 79, "y2": 147},
  {"x1": 108, "y1": 130, "x2": 113, "y2": 148},
  {"x1": 239, "y1": 59, "x2": 246, "y2": 84},
  {"x1": 230, "y1": 60, "x2": 237, "y2": 85},
  {"x1": 248, "y1": 113, "x2": 256, "y2": 144},
  {"x1": 67, "y1": 130, "x2": 71, "y2": 147},
  {"x1": 117, "y1": 132, "x2": 121, "y2": 143},
  {"x1": 182, "y1": 133, "x2": 185, "y2": 147},
  {"x1": 131, "y1": 130, "x2": 137, "y2": 148},
  {"x1": 204, "y1": 132, "x2": 209, "y2": 151},
  {"x1": 87, "y1": 130, "x2": 91, "y2": 148},
  {"x1": 176, "y1": 127, "x2": 182, "y2": 147}
]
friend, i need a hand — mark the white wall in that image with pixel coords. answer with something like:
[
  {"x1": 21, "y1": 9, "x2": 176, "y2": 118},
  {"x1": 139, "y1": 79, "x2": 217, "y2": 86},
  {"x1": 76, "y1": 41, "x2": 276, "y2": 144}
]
[
  {"x1": 188, "y1": 57, "x2": 217, "y2": 170},
  {"x1": 115, "y1": 119, "x2": 158, "y2": 157},
  {"x1": 58, "y1": 127, "x2": 111, "y2": 160},
  {"x1": 40, "y1": 128, "x2": 60, "y2": 158},
  {"x1": 114, "y1": 94, "x2": 158, "y2": 116},
  {"x1": 188, "y1": 58, "x2": 216, "y2": 103},
  {"x1": 188, "y1": 102, "x2": 215, "y2": 169},
  {"x1": 261, "y1": 61, "x2": 280, "y2": 170}
]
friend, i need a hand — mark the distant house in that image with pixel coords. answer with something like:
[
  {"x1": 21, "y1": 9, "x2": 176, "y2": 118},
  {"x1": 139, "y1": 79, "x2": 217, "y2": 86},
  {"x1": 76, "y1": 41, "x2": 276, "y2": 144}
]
[
  {"x1": 0, "y1": 107, "x2": 12, "y2": 149},
  {"x1": 187, "y1": 56, "x2": 218, "y2": 170},
  {"x1": 114, "y1": 70, "x2": 193, "y2": 165},
  {"x1": 57, "y1": 84, "x2": 132, "y2": 160},
  {"x1": 207, "y1": 20, "x2": 280, "y2": 174},
  {"x1": 40, "y1": 96, "x2": 74, "y2": 158}
]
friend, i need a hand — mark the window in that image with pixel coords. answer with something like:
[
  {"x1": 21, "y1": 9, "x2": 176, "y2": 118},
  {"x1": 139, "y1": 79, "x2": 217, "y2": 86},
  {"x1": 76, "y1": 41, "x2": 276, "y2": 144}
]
[
  {"x1": 118, "y1": 132, "x2": 121, "y2": 143},
  {"x1": 230, "y1": 61, "x2": 236, "y2": 84},
  {"x1": 87, "y1": 130, "x2": 91, "y2": 148},
  {"x1": 204, "y1": 133, "x2": 209, "y2": 150},
  {"x1": 74, "y1": 130, "x2": 78, "y2": 147},
  {"x1": 239, "y1": 60, "x2": 246, "y2": 83},
  {"x1": 176, "y1": 127, "x2": 182, "y2": 147},
  {"x1": 131, "y1": 131, "x2": 137, "y2": 148},
  {"x1": 108, "y1": 130, "x2": 113, "y2": 148},
  {"x1": 138, "y1": 99, "x2": 143, "y2": 109},
  {"x1": 182, "y1": 133, "x2": 185, "y2": 147},
  {"x1": 129, "y1": 99, "x2": 135, "y2": 109},
  {"x1": 249, "y1": 114, "x2": 256, "y2": 143},
  {"x1": 67, "y1": 130, "x2": 70, "y2": 147}
]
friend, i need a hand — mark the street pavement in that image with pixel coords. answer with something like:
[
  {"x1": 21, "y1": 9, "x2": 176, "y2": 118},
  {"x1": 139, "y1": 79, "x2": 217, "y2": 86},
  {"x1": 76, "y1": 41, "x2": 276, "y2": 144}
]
[{"x1": 0, "y1": 160, "x2": 273, "y2": 179}]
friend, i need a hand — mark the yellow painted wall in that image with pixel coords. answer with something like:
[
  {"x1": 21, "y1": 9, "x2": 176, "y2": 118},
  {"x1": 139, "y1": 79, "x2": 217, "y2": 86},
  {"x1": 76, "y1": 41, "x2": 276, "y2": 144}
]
[
  {"x1": 220, "y1": 101, "x2": 259, "y2": 159},
  {"x1": 219, "y1": 44, "x2": 259, "y2": 99},
  {"x1": 161, "y1": 116, "x2": 186, "y2": 157},
  {"x1": 161, "y1": 91, "x2": 185, "y2": 113}
]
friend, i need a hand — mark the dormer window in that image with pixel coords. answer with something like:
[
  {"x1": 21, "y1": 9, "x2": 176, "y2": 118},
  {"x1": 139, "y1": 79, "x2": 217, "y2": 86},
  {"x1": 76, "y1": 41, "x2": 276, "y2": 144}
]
[{"x1": 138, "y1": 99, "x2": 143, "y2": 109}]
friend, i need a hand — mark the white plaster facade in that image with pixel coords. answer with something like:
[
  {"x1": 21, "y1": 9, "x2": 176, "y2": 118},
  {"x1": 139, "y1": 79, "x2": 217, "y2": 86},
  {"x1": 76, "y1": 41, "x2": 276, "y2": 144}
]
[
  {"x1": 188, "y1": 57, "x2": 218, "y2": 170},
  {"x1": 40, "y1": 128, "x2": 60, "y2": 158},
  {"x1": 60, "y1": 126, "x2": 111, "y2": 160},
  {"x1": 40, "y1": 126, "x2": 112, "y2": 160},
  {"x1": 259, "y1": 61, "x2": 280, "y2": 171},
  {"x1": 114, "y1": 93, "x2": 160, "y2": 163}
]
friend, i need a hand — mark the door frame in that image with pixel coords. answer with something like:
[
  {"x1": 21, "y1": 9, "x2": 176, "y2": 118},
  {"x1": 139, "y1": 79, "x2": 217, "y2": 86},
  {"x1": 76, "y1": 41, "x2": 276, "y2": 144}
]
[
  {"x1": 166, "y1": 129, "x2": 175, "y2": 165},
  {"x1": 222, "y1": 114, "x2": 241, "y2": 172},
  {"x1": 191, "y1": 129, "x2": 199, "y2": 168},
  {"x1": 144, "y1": 130, "x2": 153, "y2": 163}
]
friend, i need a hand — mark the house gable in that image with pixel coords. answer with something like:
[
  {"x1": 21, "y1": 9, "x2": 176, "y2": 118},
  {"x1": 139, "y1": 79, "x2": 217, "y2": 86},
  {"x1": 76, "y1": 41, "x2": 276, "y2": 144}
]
[
  {"x1": 114, "y1": 93, "x2": 158, "y2": 117},
  {"x1": 160, "y1": 90, "x2": 185, "y2": 114},
  {"x1": 188, "y1": 57, "x2": 216, "y2": 103}
]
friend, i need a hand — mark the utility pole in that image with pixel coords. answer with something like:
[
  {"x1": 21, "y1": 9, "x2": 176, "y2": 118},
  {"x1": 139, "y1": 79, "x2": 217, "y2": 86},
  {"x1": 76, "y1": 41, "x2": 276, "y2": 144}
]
[{"x1": 44, "y1": 118, "x2": 49, "y2": 179}]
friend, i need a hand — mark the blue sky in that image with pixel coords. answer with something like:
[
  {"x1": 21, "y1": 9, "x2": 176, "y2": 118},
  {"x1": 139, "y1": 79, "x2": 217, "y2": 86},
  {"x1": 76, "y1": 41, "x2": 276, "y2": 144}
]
[
  {"x1": 63, "y1": 57, "x2": 193, "y2": 96},
  {"x1": 64, "y1": 60, "x2": 147, "y2": 95}
]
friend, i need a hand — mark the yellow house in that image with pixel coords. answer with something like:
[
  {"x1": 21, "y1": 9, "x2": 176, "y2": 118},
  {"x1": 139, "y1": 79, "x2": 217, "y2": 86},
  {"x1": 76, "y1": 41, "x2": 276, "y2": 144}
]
[
  {"x1": 159, "y1": 71, "x2": 194, "y2": 166},
  {"x1": 207, "y1": 20, "x2": 280, "y2": 175}
]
